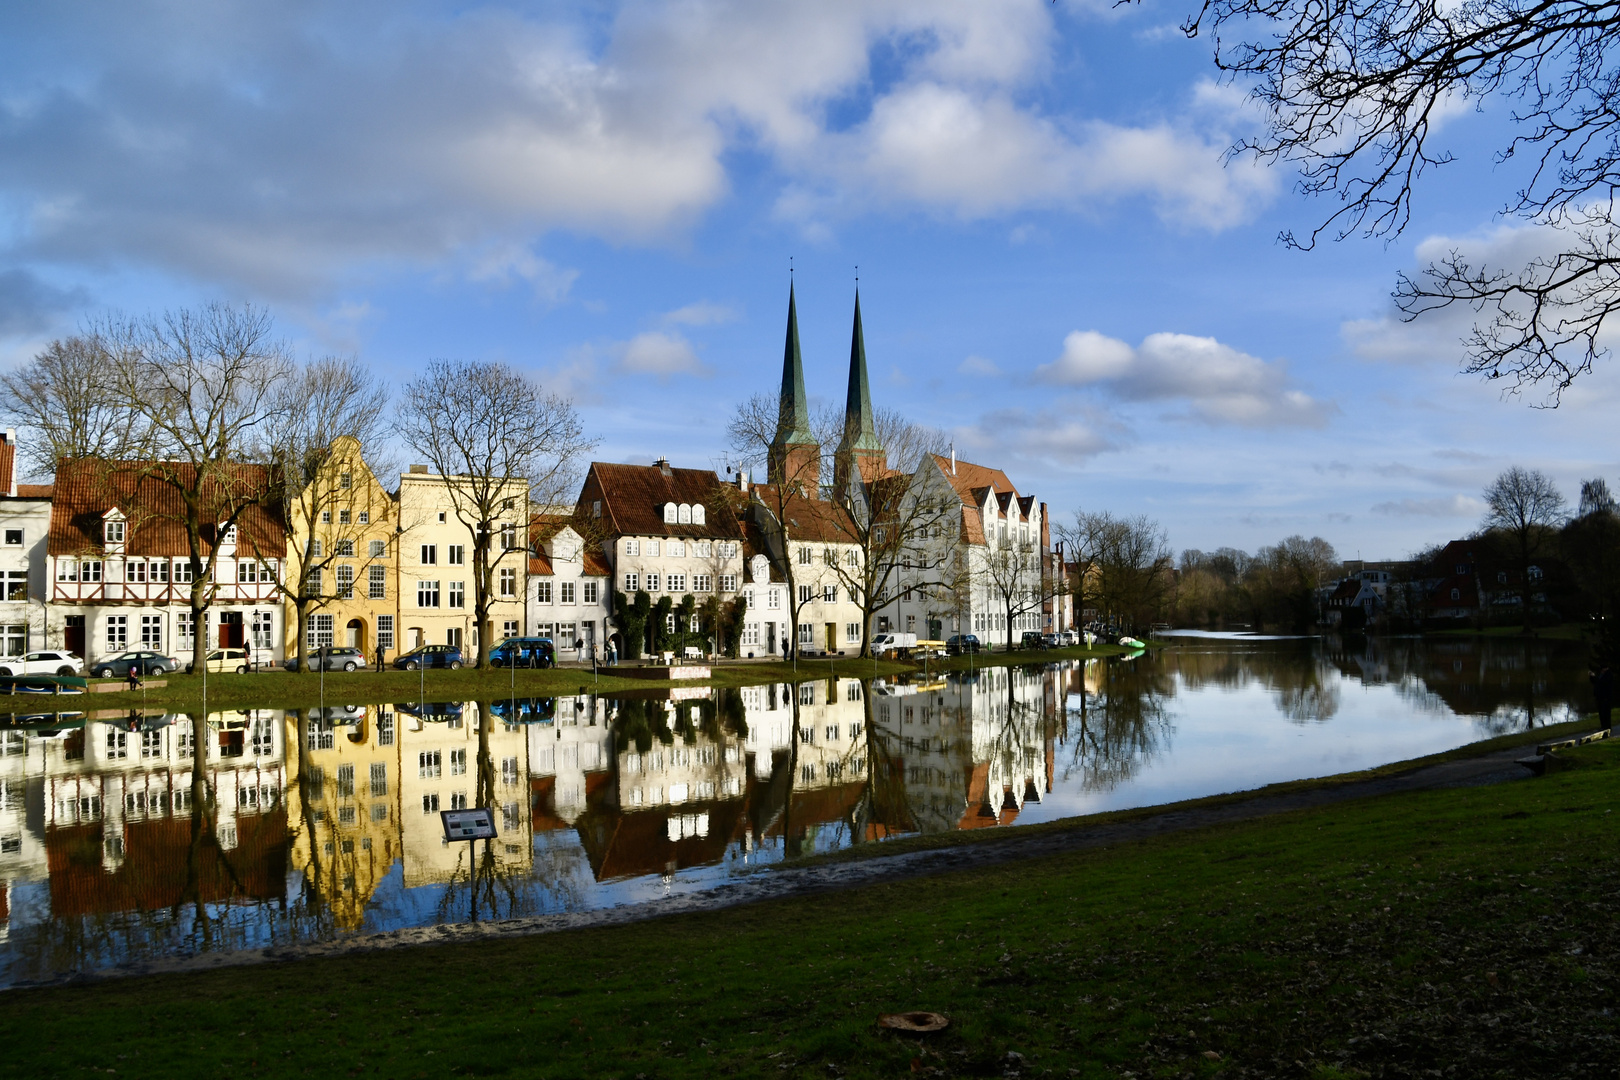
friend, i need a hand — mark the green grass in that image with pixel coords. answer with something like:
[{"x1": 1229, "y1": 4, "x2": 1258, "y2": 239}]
[
  {"x1": 5, "y1": 737, "x2": 1615, "y2": 1078},
  {"x1": 64, "y1": 644, "x2": 1144, "y2": 712},
  {"x1": 1427, "y1": 623, "x2": 1592, "y2": 642}
]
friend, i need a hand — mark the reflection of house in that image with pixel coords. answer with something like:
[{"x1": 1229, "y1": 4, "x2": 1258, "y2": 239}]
[
  {"x1": 47, "y1": 460, "x2": 286, "y2": 665},
  {"x1": 0, "y1": 432, "x2": 52, "y2": 659},
  {"x1": 397, "y1": 703, "x2": 529, "y2": 887},
  {"x1": 282, "y1": 436, "x2": 399, "y2": 662},
  {"x1": 284, "y1": 704, "x2": 400, "y2": 931}
]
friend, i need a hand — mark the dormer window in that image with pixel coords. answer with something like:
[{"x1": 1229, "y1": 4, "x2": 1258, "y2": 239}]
[
  {"x1": 105, "y1": 520, "x2": 125, "y2": 545},
  {"x1": 677, "y1": 504, "x2": 692, "y2": 525},
  {"x1": 223, "y1": 525, "x2": 237, "y2": 544},
  {"x1": 663, "y1": 503, "x2": 677, "y2": 524},
  {"x1": 692, "y1": 504, "x2": 706, "y2": 526}
]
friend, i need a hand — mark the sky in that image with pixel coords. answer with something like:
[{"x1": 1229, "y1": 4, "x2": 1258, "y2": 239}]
[{"x1": 1, "y1": 0, "x2": 1615, "y2": 563}]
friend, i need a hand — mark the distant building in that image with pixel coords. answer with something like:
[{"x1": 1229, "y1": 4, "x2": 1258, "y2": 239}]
[{"x1": 0, "y1": 431, "x2": 52, "y2": 658}]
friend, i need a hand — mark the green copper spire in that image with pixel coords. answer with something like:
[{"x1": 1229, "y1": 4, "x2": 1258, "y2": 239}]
[
  {"x1": 840, "y1": 289, "x2": 882, "y2": 454},
  {"x1": 775, "y1": 282, "x2": 814, "y2": 447}
]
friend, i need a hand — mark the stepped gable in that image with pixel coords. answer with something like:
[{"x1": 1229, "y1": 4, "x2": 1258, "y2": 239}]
[
  {"x1": 48, "y1": 459, "x2": 284, "y2": 557},
  {"x1": 582, "y1": 461, "x2": 744, "y2": 539}
]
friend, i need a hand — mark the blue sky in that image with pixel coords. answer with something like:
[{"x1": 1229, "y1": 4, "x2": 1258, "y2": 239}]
[{"x1": 2, "y1": 0, "x2": 1614, "y2": 561}]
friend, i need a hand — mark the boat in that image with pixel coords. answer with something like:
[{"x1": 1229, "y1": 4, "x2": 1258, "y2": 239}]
[
  {"x1": 1118, "y1": 636, "x2": 1146, "y2": 650},
  {"x1": 0, "y1": 674, "x2": 88, "y2": 695}
]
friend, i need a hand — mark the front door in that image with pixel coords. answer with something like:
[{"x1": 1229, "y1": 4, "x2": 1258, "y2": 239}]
[
  {"x1": 825, "y1": 622, "x2": 836, "y2": 652},
  {"x1": 218, "y1": 611, "x2": 244, "y2": 648},
  {"x1": 346, "y1": 618, "x2": 364, "y2": 650},
  {"x1": 766, "y1": 622, "x2": 776, "y2": 654},
  {"x1": 64, "y1": 615, "x2": 85, "y2": 657}
]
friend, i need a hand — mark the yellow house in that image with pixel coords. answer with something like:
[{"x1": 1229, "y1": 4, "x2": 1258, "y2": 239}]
[
  {"x1": 396, "y1": 466, "x2": 528, "y2": 653},
  {"x1": 283, "y1": 436, "x2": 400, "y2": 661}
]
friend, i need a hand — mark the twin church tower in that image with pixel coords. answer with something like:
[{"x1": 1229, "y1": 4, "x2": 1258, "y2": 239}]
[{"x1": 766, "y1": 283, "x2": 887, "y2": 494}]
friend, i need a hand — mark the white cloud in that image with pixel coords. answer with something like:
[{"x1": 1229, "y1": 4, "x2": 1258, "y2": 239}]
[
  {"x1": 661, "y1": 301, "x2": 739, "y2": 327},
  {"x1": 618, "y1": 330, "x2": 711, "y2": 379},
  {"x1": 955, "y1": 405, "x2": 1120, "y2": 465},
  {"x1": 1371, "y1": 494, "x2": 1487, "y2": 518},
  {"x1": 1036, "y1": 329, "x2": 1334, "y2": 428},
  {"x1": 958, "y1": 354, "x2": 1001, "y2": 376},
  {"x1": 466, "y1": 244, "x2": 579, "y2": 304}
]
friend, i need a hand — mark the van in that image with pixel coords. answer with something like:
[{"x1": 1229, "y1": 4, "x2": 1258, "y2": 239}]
[{"x1": 489, "y1": 637, "x2": 556, "y2": 669}]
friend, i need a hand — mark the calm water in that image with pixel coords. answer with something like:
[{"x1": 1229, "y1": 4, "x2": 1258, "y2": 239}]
[{"x1": 0, "y1": 634, "x2": 1590, "y2": 985}]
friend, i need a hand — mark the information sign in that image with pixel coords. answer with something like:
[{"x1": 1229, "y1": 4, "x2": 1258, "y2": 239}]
[{"x1": 440, "y1": 807, "x2": 498, "y2": 841}]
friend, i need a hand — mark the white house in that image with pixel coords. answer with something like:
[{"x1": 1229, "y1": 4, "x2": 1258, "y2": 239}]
[
  {"x1": 527, "y1": 520, "x2": 613, "y2": 661},
  {"x1": 0, "y1": 432, "x2": 52, "y2": 659}
]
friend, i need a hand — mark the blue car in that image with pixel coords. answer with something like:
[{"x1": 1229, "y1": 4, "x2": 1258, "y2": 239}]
[
  {"x1": 488, "y1": 637, "x2": 555, "y2": 669},
  {"x1": 392, "y1": 645, "x2": 464, "y2": 670}
]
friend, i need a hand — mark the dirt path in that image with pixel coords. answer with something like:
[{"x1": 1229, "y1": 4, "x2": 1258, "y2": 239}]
[{"x1": 27, "y1": 742, "x2": 1540, "y2": 987}]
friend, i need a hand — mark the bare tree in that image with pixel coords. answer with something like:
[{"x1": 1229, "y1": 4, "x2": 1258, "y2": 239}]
[
  {"x1": 396, "y1": 359, "x2": 594, "y2": 668},
  {"x1": 264, "y1": 358, "x2": 391, "y2": 672},
  {"x1": 1187, "y1": 0, "x2": 1620, "y2": 399},
  {"x1": 103, "y1": 303, "x2": 293, "y2": 672},
  {"x1": 0, "y1": 334, "x2": 147, "y2": 476},
  {"x1": 1483, "y1": 466, "x2": 1567, "y2": 631},
  {"x1": 975, "y1": 524, "x2": 1063, "y2": 651},
  {"x1": 1061, "y1": 511, "x2": 1175, "y2": 636}
]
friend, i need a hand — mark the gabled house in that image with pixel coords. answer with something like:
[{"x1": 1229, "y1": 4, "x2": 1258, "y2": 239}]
[
  {"x1": 527, "y1": 518, "x2": 613, "y2": 660},
  {"x1": 47, "y1": 460, "x2": 286, "y2": 665},
  {"x1": 0, "y1": 431, "x2": 52, "y2": 658}
]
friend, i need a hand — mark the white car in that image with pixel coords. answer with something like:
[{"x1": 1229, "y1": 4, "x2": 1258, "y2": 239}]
[{"x1": 0, "y1": 650, "x2": 84, "y2": 677}]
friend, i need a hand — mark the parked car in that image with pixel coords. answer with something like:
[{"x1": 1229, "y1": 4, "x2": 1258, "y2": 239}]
[
  {"x1": 392, "y1": 644, "x2": 464, "y2": 671},
  {"x1": 91, "y1": 651, "x2": 179, "y2": 679},
  {"x1": 945, "y1": 634, "x2": 982, "y2": 655},
  {"x1": 0, "y1": 650, "x2": 83, "y2": 677},
  {"x1": 186, "y1": 647, "x2": 253, "y2": 674},
  {"x1": 869, "y1": 632, "x2": 918, "y2": 657},
  {"x1": 489, "y1": 637, "x2": 555, "y2": 669},
  {"x1": 1040, "y1": 633, "x2": 1061, "y2": 649},
  {"x1": 283, "y1": 647, "x2": 366, "y2": 672},
  {"x1": 1020, "y1": 631, "x2": 1047, "y2": 650}
]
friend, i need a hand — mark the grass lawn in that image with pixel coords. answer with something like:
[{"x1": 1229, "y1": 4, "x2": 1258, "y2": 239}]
[
  {"x1": 59, "y1": 643, "x2": 1143, "y2": 713},
  {"x1": 1426, "y1": 623, "x2": 1592, "y2": 642},
  {"x1": 4, "y1": 738, "x2": 1615, "y2": 1078}
]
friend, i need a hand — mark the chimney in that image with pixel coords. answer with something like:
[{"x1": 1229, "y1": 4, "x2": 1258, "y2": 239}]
[
  {"x1": 655, "y1": 456, "x2": 672, "y2": 477},
  {"x1": 408, "y1": 464, "x2": 429, "y2": 474},
  {"x1": 738, "y1": 468, "x2": 749, "y2": 493},
  {"x1": 950, "y1": 444, "x2": 956, "y2": 475}
]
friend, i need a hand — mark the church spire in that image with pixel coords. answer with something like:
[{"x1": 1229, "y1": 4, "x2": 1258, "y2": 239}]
[
  {"x1": 835, "y1": 288, "x2": 885, "y2": 488},
  {"x1": 768, "y1": 281, "x2": 819, "y2": 488}
]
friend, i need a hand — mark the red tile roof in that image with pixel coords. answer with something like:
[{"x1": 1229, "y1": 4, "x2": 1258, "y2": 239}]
[
  {"x1": 930, "y1": 454, "x2": 1017, "y2": 506},
  {"x1": 580, "y1": 462, "x2": 744, "y2": 540},
  {"x1": 48, "y1": 459, "x2": 286, "y2": 557},
  {"x1": 14, "y1": 484, "x2": 51, "y2": 499},
  {"x1": 749, "y1": 484, "x2": 859, "y2": 544}
]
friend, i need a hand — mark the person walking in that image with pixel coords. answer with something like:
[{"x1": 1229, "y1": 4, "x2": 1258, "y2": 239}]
[
  {"x1": 1591, "y1": 660, "x2": 1614, "y2": 733},
  {"x1": 606, "y1": 640, "x2": 617, "y2": 666}
]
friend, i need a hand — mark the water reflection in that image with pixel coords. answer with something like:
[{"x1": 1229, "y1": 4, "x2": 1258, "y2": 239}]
[{"x1": 0, "y1": 634, "x2": 1593, "y2": 983}]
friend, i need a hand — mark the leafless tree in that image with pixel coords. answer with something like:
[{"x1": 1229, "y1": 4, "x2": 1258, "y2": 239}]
[
  {"x1": 1483, "y1": 466, "x2": 1567, "y2": 631},
  {"x1": 101, "y1": 303, "x2": 294, "y2": 672},
  {"x1": 0, "y1": 334, "x2": 148, "y2": 476},
  {"x1": 975, "y1": 525, "x2": 1064, "y2": 651},
  {"x1": 1061, "y1": 511, "x2": 1175, "y2": 635},
  {"x1": 263, "y1": 358, "x2": 392, "y2": 671},
  {"x1": 1186, "y1": 0, "x2": 1620, "y2": 399},
  {"x1": 396, "y1": 359, "x2": 595, "y2": 668}
]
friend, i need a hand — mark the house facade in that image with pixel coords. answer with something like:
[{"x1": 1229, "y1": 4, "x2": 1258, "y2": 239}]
[
  {"x1": 527, "y1": 520, "x2": 613, "y2": 660},
  {"x1": 395, "y1": 467, "x2": 528, "y2": 653},
  {"x1": 0, "y1": 432, "x2": 52, "y2": 658},
  {"x1": 47, "y1": 461, "x2": 286, "y2": 666}
]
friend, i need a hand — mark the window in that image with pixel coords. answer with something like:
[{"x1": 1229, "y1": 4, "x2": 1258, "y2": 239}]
[
  {"x1": 798, "y1": 546, "x2": 811, "y2": 565},
  {"x1": 422, "y1": 793, "x2": 440, "y2": 814},
  {"x1": 500, "y1": 568, "x2": 517, "y2": 596},
  {"x1": 420, "y1": 544, "x2": 437, "y2": 565},
  {"x1": 646, "y1": 573, "x2": 661, "y2": 592},
  {"x1": 625, "y1": 539, "x2": 640, "y2": 556},
  {"x1": 742, "y1": 623, "x2": 760, "y2": 646},
  {"x1": 127, "y1": 560, "x2": 147, "y2": 584},
  {"x1": 694, "y1": 574, "x2": 713, "y2": 593},
  {"x1": 141, "y1": 615, "x2": 162, "y2": 650},
  {"x1": 448, "y1": 580, "x2": 465, "y2": 608},
  {"x1": 338, "y1": 510, "x2": 351, "y2": 525},
  {"x1": 310, "y1": 539, "x2": 323, "y2": 558},
  {"x1": 553, "y1": 580, "x2": 572, "y2": 604},
  {"x1": 450, "y1": 791, "x2": 468, "y2": 810},
  {"x1": 823, "y1": 547, "x2": 835, "y2": 567},
  {"x1": 377, "y1": 616, "x2": 394, "y2": 652},
  {"x1": 720, "y1": 574, "x2": 736, "y2": 593},
  {"x1": 369, "y1": 540, "x2": 386, "y2": 559},
  {"x1": 583, "y1": 581, "x2": 599, "y2": 604},
  {"x1": 822, "y1": 584, "x2": 837, "y2": 603},
  {"x1": 621, "y1": 574, "x2": 636, "y2": 593},
  {"x1": 336, "y1": 764, "x2": 355, "y2": 798},
  {"x1": 2, "y1": 529, "x2": 19, "y2": 546},
  {"x1": 305, "y1": 567, "x2": 323, "y2": 594},
  {"x1": 378, "y1": 710, "x2": 395, "y2": 746},
  {"x1": 337, "y1": 565, "x2": 354, "y2": 599},
  {"x1": 767, "y1": 588, "x2": 781, "y2": 609},
  {"x1": 336, "y1": 539, "x2": 354, "y2": 557},
  {"x1": 174, "y1": 559, "x2": 193, "y2": 583},
  {"x1": 0, "y1": 625, "x2": 21, "y2": 656},
  {"x1": 308, "y1": 613, "x2": 334, "y2": 650},
  {"x1": 438, "y1": 512, "x2": 446, "y2": 523},
  {"x1": 798, "y1": 585, "x2": 811, "y2": 604},
  {"x1": 847, "y1": 550, "x2": 859, "y2": 566},
  {"x1": 668, "y1": 573, "x2": 686, "y2": 592},
  {"x1": 536, "y1": 579, "x2": 555, "y2": 604},
  {"x1": 339, "y1": 472, "x2": 352, "y2": 490},
  {"x1": 501, "y1": 524, "x2": 517, "y2": 550},
  {"x1": 252, "y1": 611, "x2": 273, "y2": 650},
  {"x1": 81, "y1": 560, "x2": 102, "y2": 582},
  {"x1": 847, "y1": 622, "x2": 861, "y2": 641},
  {"x1": 178, "y1": 612, "x2": 197, "y2": 650},
  {"x1": 693, "y1": 505, "x2": 706, "y2": 525},
  {"x1": 503, "y1": 620, "x2": 518, "y2": 638},
  {"x1": 450, "y1": 747, "x2": 467, "y2": 776},
  {"x1": 105, "y1": 520, "x2": 125, "y2": 544},
  {"x1": 320, "y1": 511, "x2": 331, "y2": 524},
  {"x1": 798, "y1": 623, "x2": 813, "y2": 646},
  {"x1": 106, "y1": 615, "x2": 128, "y2": 650},
  {"x1": 358, "y1": 511, "x2": 369, "y2": 524},
  {"x1": 369, "y1": 565, "x2": 386, "y2": 599},
  {"x1": 448, "y1": 545, "x2": 465, "y2": 565},
  {"x1": 418, "y1": 580, "x2": 441, "y2": 607},
  {"x1": 668, "y1": 540, "x2": 685, "y2": 558},
  {"x1": 106, "y1": 729, "x2": 128, "y2": 760},
  {"x1": 696, "y1": 541, "x2": 712, "y2": 558},
  {"x1": 647, "y1": 540, "x2": 660, "y2": 557},
  {"x1": 419, "y1": 750, "x2": 441, "y2": 778},
  {"x1": 5, "y1": 571, "x2": 26, "y2": 602}
]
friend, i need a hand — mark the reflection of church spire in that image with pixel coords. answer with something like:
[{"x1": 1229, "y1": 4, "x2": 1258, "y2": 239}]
[
  {"x1": 834, "y1": 289, "x2": 886, "y2": 488},
  {"x1": 768, "y1": 282, "x2": 819, "y2": 489}
]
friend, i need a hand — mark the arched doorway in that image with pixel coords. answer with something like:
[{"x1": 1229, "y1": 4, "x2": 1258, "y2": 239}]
[{"x1": 345, "y1": 618, "x2": 366, "y2": 651}]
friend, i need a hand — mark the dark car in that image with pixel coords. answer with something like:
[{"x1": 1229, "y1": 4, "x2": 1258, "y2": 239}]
[
  {"x1": 946, "y1": 634, "x2": 982, "y2": 655},
  {"x1": 91, "y1": 651, "x2": 179, "y2": 679},
  {"x1": 488, "y1": 637, "x2": 555, "y2": 669},
  {"x1": 283, "y1": 647, "x2": 366, "y2": 673},
  {"x1": 392, "y1": 644, "x2": 464, "y2": 671},
  {"x1": 1020, "y1": 631, "x2": 1047, "y2": 650}
]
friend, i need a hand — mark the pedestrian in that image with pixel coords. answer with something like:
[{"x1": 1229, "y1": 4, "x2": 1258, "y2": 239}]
[
  {"x1": 126, "y1": 666, "x2": 141, "y2": 692},
  {"x1": 607, "y1": 640, "x2": 617, "y2": 666},
  {"x1": 1591, "y1": 660, "x2": 1614, "y2": 733},
  {"x1": 376, "y1": 644, "x2": 386, "y2": 673}
]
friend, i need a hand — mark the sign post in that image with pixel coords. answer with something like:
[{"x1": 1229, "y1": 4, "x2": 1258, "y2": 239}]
[{"x1": 440, "y1": 807, "x2": 498, "y2": 922}]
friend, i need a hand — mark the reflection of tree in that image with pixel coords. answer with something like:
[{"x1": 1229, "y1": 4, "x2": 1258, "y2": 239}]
[{"x1": 1061, "y1": 656, "x2": 1176, "y2": 793}]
